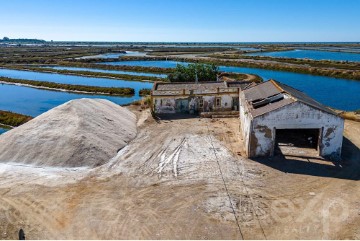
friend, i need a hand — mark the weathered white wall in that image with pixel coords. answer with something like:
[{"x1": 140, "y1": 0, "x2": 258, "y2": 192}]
[
  {"x1": 153, "y1": 94, "x2": 238, "y2": 113},
  {"x1": 154, "y1": 97, "x2": 176, "y2": 113},
  {"x1": 249, "y1": 102, "x2": 344, "y2": 159},
  {"x1": 239, "y1": 92, "x2": 252, "y2": 156},
  {"x1": 220, "y1": 95, "x2": 233, "y2": 109},
  {"x1": 202, "y1": 96, "x2": 215, "y2": 112}
]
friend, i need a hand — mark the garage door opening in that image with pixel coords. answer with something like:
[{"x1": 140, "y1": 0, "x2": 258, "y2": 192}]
[{"x1": 274, "y1": 128, "x2": 321, "y2": 156}]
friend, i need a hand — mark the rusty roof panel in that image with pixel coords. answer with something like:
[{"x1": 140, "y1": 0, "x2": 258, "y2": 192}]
[
  {"x1": 243, "y1": 81, "x2": 282, "y2": 101},
  {"x1": 243, "y1": 80, "x2": 338, "y2": 118},
  {"x1": 250, "y1": 98, "x2": 294, "y2": 117},
  {"x1": 274, "y1": 81, "x2": 337, "y2": 115}
]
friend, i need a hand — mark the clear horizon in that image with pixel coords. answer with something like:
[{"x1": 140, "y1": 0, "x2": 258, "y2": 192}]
[{"x1": 1, "y1": 0, "x2": 359, "y2": 42}]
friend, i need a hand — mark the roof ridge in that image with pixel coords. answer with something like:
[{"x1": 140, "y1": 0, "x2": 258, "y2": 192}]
[
  {"x1": 270, "y1": 79, "x2": 284, "y2": 92},
  {"x1": 270, "y1": 79, "x2": 300, "y2": 102}
]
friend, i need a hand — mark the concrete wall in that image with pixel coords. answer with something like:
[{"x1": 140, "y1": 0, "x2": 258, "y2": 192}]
[
  {"x1": 239, "y1": 91, "x2": 252, "y2": 156},
  {"x1": 247, "y1": 102, "x2": 344, "y2": 159},
  {"x1": 153, "y1": 98, "x2": 176, "y2": 113},
  {"x1": 153, "y1": 93, "x2": 238, "y2": 114}
]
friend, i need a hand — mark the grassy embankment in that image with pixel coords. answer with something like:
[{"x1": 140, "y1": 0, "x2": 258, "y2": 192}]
[
  {"x1": 188, "y1": 57, "x2": 360, "y2": 81},
  {"x1": 108, "y1": 56, "x2": 360, "y2": 81},
  {"x1": 339, "y1": 110, "x2": 360, "y2": 122},
  {"x1": 0, "y1": 110, "x2": 32, "y2": 128},
  {"x1": 0, "y1": 77, "x2": 135, "y2": 96},
  {"x1": 139, "y1": 88, "x2": 151, "y2": 96},
  {"x1": 66, "y1": 58, "x2": 264, "y2": 82},
  {"x1": 5, "y1": 65, "x2": 164, "y2": 82},
  {"x1": 219, "y1": 72, "x2": 263, "y2": 83},
  {"x1": 209, "y1": 53, "x2": 360, "y2": 71}
]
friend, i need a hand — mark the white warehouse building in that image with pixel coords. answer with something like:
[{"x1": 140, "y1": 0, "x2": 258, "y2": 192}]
[{"x1": 239, "y1": 80, "x2": 344, "y2": 159}]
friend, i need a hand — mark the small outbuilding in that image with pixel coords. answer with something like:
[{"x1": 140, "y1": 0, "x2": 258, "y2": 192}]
[
  {"x1": 239, "y1": 80, "x2": 344, "y2": 159},
  {"x1": 151, "y1": 81, "x2": 253, "y2": 115}
]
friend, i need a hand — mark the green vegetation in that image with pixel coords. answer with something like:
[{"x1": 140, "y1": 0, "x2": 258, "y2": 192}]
[
  {"x1": 139, "y1": 88, "x2": 151, "y2": 96},
  {"x1": 0, "y1": 43, "x2": 360, "y2": 86},
  {"x1": 176, "y1": 57, "x2": 360, "y2": 81},
  {"x1": 209, "y1": 53, "x2": 360, "y2": 71},
  {"x1": 0, "y1": 77, "x2": 135, "y2": 96},
  {"x1": 131, "y1": 96, "x2": 152, "y2": 107},
  {"x1": 168, "y1": 63, "x2": 219, "y2": 82},
  {"x1": 1, "y1": 37, "x2": 46, "y2": 43},
  {"x1": 355, "y1": 109, "x2": 360, "y2": 115},
  {"x1": 61, "y1": 61, "x2": 174, "y2": 74},
  {"x1": 0, "y1": 110, "x2": 32, "y2": 127}
]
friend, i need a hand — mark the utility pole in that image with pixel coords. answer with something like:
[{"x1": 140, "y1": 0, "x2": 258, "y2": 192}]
[
  {"x1": 195, "y1": 67, "x2": 198, "y2": 83},
  {"x1": 195, "y1": 61, "x2": 198, "y2": 84}
]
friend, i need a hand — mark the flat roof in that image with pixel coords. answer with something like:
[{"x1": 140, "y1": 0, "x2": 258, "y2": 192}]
[
  {"x1": 153, "y1": 81, "x2": 254, "y2": 92},
  {"x1": 155, "y1": 81, "x2": 226, "y2": 91}
]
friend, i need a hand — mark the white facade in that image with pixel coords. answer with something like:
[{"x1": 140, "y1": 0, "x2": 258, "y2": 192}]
[
  {"x1": 153, "y1": 93, "x2": 239, "y2": 114},
  {"x1": 240, "y1": 99, "x2": 344, "y2": 159}
]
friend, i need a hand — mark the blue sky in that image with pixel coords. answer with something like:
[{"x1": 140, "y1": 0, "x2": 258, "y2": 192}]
[{"x1": 1, "y1": 0, "x2": 359, "y2": 42}]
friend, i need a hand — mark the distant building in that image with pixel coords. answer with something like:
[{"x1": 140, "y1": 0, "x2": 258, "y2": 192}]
[
  {"x1": 151, "y1": 81, "x2": 253, "y2": 115},
  {"x1": 239, "y1": 80, "x2": 344, "y2": 159}
]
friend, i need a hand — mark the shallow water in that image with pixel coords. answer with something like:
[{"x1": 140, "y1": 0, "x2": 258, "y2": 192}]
[
  {"x1": 43, "y1": 66, "x2": 167, "y2": 78},
  {"x1": 0, "y1": 84, "x2": 143, "y2": 117},
  {"x1": 0, "y1": 68, "x2": 153, "y2": 95},
  {"x1": 237, "y1": 47, "x2": 261, "y2": 51},
  {"x1": 77, "y1": 51, "x2": 146, "y2": 59},
  {"x1": 246, "y1": 49, "x2": 360, "y2": 62},
  {"x1": 99, "y1": 60, "x2": 360, "y2": 111},
  {"x1": 99, "y1": 60, "x2": 186, "y2": 68},
  {"x1": 0, "y1": 127, "x2": 8, "y2": 135}
]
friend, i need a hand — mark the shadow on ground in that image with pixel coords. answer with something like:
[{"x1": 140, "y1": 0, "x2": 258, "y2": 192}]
[
  {"x1": 155, "y1": 113, "x2": 200, "y2": 120},
  {"x1": 253, "y1": 137, "x2": 360, "y2": 181}
]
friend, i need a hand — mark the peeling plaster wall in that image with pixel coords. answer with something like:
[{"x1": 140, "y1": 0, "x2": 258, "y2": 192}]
[
  {"x1": 154, "y1": 98, "x2": 176, "y2": 113},
  {"x1": 239, "y1": 92, "x2": 252, "y2": 156},
  {"x1": 249, "y1": 102, "x2": 344, "y2": 158},
  {"x1": 202, "y1": 96, "x2": 215, "y2": 112},
  {"x1": 219, "y1": 95, "x2": 233, "y2": 110},
  {"x1": 153, "y1": 93, "x2": 238, "y2": 114}
]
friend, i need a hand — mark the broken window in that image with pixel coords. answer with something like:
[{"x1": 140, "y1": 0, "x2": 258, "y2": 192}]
[
  {"x1": 215, "y1": 97, "x2": 221, "y2": 107},
  {"x1": 199, "y1": 98, "x2": 204, "y2": 108}
]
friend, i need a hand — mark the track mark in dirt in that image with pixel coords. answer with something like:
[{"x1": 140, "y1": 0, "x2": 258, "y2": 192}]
[{"x1": 157, "y1": 137, "x2": 186, "y2": 177}]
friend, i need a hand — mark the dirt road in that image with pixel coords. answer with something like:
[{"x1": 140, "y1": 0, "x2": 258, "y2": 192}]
[{"x1": 0, "y1": 108, "x2": 358, "y2": 239}]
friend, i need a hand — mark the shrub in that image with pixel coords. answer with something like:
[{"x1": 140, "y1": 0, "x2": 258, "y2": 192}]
[
  {"x1": 167, "y1": 63, "x2": 219, "y2": 82},
  {"x1": 139, "y1": 88, "x2": 151, "y2": 96},
  {"x1": 0, "y1": 110, "x2": 32, "y2": 127}
]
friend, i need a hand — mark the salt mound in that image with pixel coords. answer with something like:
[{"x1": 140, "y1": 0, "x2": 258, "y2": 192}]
[{"x1": 0, "y1": 99, "x2": 137, "y2": 167}]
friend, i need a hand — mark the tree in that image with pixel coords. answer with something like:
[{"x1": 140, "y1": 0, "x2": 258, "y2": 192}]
[
  {"x1": 168, "y1": 63, "x2": 219, "y2": 82},
  {"x1": 2, "y1": 37, "x2": 10, "y2": 41}
]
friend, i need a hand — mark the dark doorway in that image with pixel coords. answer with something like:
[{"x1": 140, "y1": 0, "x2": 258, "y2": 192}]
[
  {"x1": 275, "y1": 128, "x2": 320, "y2": 156},
  {"x1": 232, "y1": 97, "x2": 239, "y2": 110},
  {"x1": 175, "y1": 99, "x2": 189, "y2": 113}
]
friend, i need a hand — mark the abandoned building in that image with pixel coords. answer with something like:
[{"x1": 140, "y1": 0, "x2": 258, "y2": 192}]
[
  {"x1": 239, "y1": 80, "x2": 344, "y2": 159},
  {"x1": 151, "y1": 81, "x2": 254, "y2": 116},
  {"x1": 150, "y1": 79, "x2": 344, "y2": 160}
]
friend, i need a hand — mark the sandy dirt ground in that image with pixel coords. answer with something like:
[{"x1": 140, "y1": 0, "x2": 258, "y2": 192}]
[{"x1": 0, "y1": 107, "x2": 359, "y2": 239}]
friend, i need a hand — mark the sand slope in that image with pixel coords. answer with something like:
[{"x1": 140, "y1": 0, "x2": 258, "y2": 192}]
[{"x1": 0, "y1": 98, "x2": 137, "y2": 167}]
